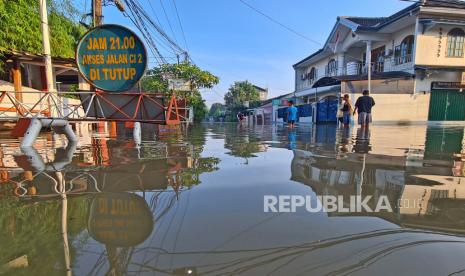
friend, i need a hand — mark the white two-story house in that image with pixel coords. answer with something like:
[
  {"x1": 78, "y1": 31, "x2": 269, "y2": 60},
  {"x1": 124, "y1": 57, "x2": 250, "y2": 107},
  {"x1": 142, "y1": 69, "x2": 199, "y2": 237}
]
[{"x1": 293, "y1": 0, "x2": 465, "y2": 123}]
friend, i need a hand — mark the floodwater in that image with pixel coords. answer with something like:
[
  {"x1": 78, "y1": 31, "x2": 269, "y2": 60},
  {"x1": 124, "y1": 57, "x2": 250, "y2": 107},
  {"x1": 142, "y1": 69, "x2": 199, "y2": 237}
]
[{"x1": 0, "y1": 123, "x2": 465, "y2": 275}]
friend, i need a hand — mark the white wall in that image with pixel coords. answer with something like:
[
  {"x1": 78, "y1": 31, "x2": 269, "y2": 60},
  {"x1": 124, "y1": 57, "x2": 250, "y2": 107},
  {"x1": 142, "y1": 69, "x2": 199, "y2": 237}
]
[{"x1": 295, "y1": 54, "x2": 338, "y2": 92}]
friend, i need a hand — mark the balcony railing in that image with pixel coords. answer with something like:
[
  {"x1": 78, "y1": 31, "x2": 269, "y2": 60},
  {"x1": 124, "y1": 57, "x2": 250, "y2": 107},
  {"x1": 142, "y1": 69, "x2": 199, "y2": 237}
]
[
  {"x1": 326, "y1": 54, "x2": 414, "y2": 77},
  {"x1": 296, "y1": 54, "x2": 414, "y2": 91}
]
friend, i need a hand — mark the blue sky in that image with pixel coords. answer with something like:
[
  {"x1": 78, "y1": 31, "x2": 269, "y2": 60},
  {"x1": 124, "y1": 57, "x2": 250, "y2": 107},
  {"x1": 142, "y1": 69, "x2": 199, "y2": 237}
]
[{"x1": 78, "y1": 0, "x2": 411, "y2": 106}]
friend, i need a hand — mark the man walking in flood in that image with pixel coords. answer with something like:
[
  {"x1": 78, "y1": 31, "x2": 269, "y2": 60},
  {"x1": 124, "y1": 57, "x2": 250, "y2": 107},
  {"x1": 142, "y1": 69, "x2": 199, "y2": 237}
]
[
  {"x1": 287, "y1": 100, "x2": 298, "y2": 129},
  {"x1": 353, "y1": 90, "x2": 375, "y2": 129}
]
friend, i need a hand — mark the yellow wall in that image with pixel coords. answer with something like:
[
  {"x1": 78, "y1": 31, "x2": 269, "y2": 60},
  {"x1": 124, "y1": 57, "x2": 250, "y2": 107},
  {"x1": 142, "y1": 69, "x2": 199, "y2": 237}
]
[
  {"x1": 415, "y1": 24, "x2": 465, "y2": 67},
  {"x1": 342, "y1": 89, "x2": 431, "y2": 123}
]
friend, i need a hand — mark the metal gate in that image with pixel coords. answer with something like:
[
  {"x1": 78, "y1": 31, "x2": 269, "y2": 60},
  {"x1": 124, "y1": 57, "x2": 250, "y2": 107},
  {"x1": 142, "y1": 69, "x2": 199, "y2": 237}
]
[
  {"x1": 428, "y1": 89, "x2": 465, "y2": 121},
  {"x1": 316, "y1": 97, "x2": 338, "y2": 123}
]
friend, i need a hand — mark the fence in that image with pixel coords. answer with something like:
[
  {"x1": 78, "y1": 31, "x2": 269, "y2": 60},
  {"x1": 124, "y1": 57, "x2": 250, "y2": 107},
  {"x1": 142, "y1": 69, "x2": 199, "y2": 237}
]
[{"x1": 0, "y1": 91, "x2": 192, "y2": 124}]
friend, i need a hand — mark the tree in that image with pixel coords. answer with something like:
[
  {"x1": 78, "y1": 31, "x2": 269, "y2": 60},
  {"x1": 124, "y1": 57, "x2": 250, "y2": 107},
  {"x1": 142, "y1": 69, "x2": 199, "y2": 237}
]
[
  {"x1": 208, "y1": 103, "x2": 225, "y2": 119},
  {"x1": 140, "y1": 61, "x2": 219, "y2": 122},
  {"x1": 224, "y1": 81, "x2": 260, "y2": 108},
  {"x1": 0, "y1": 0, "x2": 84, "y2": 61}
]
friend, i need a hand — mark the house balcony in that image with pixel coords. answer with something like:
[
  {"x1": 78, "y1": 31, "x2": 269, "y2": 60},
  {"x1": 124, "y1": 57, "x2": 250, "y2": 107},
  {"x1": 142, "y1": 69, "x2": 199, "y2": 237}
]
[
  {"x1": 325, "y1": 54, "x2": 414, "y2": 78},
  {"x1": 296, "y1": 55, "x2": 414, "y2": 92}
]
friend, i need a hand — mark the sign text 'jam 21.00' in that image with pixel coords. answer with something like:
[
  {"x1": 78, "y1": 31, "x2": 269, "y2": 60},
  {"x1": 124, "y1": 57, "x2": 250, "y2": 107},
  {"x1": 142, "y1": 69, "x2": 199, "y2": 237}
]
[{"x1": 76, "y1": 24, "x2": 147, "y2": 92}]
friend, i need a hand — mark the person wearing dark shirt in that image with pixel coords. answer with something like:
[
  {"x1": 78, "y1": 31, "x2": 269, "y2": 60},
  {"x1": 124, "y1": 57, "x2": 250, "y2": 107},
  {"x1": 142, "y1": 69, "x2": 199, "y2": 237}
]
[
  {"x1": 353, "y1": 90, "x2": 375, "y2": 128},
  {"x1": 341, "y1": 94, "x2": 353, "y2": 127}
]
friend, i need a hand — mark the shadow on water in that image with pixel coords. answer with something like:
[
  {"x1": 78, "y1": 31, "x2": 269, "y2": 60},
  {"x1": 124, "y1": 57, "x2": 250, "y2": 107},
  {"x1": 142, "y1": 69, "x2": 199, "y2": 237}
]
[{"x1": 0, "y1": 123, "x2": 464, "y2": 275}]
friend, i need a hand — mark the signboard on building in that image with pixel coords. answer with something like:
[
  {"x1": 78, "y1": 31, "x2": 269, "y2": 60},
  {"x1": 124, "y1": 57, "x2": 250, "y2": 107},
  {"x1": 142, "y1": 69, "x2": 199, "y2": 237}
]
[
  {"x1": 168, "y1": 78, "x2": 192, "y2": 91},
  {"x1": 461, "y1": 72, "x2": 465, "y2": 85},
  {"x1": 272, "y1": 99, "x2": 281, "y2": 106},
  {"x1": 88, "y1": 193, "x2": 153, "y2": 247},
  {"x1": 76, "y1": 24, "x2": 147, "y2": 92}
]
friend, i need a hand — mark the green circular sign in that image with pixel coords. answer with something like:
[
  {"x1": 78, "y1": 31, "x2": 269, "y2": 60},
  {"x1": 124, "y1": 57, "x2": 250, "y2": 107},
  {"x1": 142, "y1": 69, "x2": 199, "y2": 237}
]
[{"x1": 76, "y1": 24, "x2": 147, "y2": 92}]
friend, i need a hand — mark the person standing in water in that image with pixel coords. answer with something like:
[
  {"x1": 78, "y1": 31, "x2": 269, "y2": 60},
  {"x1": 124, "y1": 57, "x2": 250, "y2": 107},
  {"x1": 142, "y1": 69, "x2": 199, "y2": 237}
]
[
  {"x1": 287, "y1": 100, "x2": 298, "y2": 129},
  {"x1": 353, "y1": 90, "x2": 375, "y2": 129},
  {"x1": 341, "y1": 94, "x2": 353, "y2": 128},
  {"x1": 336, "y1": 96, "x2": 344, "y2": 126}
]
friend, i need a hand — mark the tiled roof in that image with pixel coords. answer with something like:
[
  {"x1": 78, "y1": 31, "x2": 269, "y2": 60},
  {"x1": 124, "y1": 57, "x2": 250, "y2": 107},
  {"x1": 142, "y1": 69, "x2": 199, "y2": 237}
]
[
  {"x1": 344, "y1": 0, "x2": 465, "y2": 31},
  {"x1": 294, "y1": 0, "x2": 465, "y2": 67},
  {"x1": 342, "y1": 17, "x2": 387, "y2": 27},
  {"x1": 424, "y1": 0, "x2": 465, "y2": 9}
]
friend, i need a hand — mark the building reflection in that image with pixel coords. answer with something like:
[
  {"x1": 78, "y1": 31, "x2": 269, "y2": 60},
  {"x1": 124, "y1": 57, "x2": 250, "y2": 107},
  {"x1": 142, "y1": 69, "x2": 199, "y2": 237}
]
[
  {"x1": 0, "y1": 124, "x2": 465, "y2": 275},
  {"x1": 290, "y1": 125, "x2": 465, "y2": 233}
]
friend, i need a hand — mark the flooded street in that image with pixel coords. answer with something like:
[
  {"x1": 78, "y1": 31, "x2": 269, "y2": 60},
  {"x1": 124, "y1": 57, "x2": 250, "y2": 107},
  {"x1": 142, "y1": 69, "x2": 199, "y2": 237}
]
[{"x1": 1, "y1": 123, "x2": 465, "y2": 275}]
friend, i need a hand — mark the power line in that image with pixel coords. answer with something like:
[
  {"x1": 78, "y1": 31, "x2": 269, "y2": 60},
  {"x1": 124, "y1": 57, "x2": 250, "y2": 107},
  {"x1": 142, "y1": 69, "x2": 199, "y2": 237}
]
[
  {"x1": 159, "y1": 0, "x2": 180, "y2": 46},
  {"x1": 122, "y1": 0, "x2": 190, "y2": 65},
  {"x1": 124, "y1": 0, "x2": 167, "y2": 64},
  {"x1": 237, "y1": 0, "x2": 407, "y2": 68},
  {"x1": 238, "y1": 0, "x2": 322, "y2": 47},
  {"x1": 146, "y1": 0, "x2": 164, "y2": 28},
  {"x1": 171, "y1": 0, "x2": 190, "y2": 53},
  {"x1": 128, "y1": 0, "x2": 186, "y2": 53}
]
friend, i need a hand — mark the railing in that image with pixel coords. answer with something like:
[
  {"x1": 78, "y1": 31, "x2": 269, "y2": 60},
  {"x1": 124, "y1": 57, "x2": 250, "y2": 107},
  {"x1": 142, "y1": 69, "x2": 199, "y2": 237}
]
[
  {"x1": 0, "y1": 91, "x2": 192, "y2": 124},
  {"x1": 296, "y1": 55, "x2": 415, "y2": 92},
  {"x1": 343, "y1": 54, "x2": 414, "y2": 76}
]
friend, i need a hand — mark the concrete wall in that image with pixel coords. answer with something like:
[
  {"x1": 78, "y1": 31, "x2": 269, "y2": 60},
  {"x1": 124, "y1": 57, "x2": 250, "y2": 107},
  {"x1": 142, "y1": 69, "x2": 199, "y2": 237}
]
[
  {"x1": 415, "y1": 70, "x2": 462, "y2": 93},
  {"x1": 295, "y1": 54, "x2": 338, "y2": 92},
  {"x1": 348, "y1": 92, "x2": 431, "y2": 123},
  {"x1": 415, "y1": 24, "x2": 465, "y2": 67}
]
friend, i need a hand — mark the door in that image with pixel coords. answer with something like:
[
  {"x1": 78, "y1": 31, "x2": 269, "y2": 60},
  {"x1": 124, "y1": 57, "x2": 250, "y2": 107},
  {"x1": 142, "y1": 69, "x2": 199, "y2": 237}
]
[
  {"x1": 428, "y1": 89, "x2": 465, "y2": 121},
  {"x1": 317, "y1": 97, "x2": 338, "y2": 123}
]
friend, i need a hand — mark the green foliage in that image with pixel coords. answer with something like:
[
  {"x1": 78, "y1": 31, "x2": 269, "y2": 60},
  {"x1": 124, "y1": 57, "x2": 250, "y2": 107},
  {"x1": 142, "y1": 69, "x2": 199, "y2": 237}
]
[
  {"x1": 224, "y1": 81, "x2": 260, "y2": 108},
  {"x1": 190, "y1": 90, "x2": 209, "y2": 122},
  {"x1": 223, "y1": 124, "x2": 264, "y2": 160},
  {"x1": 208, "y1": 103, "x2": 225, "y2": 119},
  {"x1": 140, "y1": 62, "x2": 219, "y2": 122},
  {"x1": 0, "y1": 0, "x2": 84, "y2": 59},
  {"x1": 221, "y1": 81, "x2": 261, "y2": 122},
  {"x1": 0, "y1": 196, "x2": 89, "y2": 275},
  {"x1": 141, "y1": 61, "x2": 219, "y2": 94}
]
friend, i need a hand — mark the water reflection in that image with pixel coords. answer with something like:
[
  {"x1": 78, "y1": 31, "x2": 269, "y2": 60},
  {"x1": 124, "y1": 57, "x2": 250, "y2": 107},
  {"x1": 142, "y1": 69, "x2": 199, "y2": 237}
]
[{"x1": 0, "y1": 123, "x2": 464, "y2": 275}]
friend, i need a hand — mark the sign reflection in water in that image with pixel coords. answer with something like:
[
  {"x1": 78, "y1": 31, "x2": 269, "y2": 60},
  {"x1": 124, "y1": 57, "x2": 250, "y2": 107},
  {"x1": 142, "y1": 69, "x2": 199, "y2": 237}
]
[{"x1": 88, "y1": 193, "x2": 153, "y2": 247}]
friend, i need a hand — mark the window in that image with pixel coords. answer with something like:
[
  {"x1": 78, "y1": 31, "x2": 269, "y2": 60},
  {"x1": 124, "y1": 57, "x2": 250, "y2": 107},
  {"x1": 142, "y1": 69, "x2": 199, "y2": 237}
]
[
  {"x1": 308, "y1": 67, "x2": 316, "y2": 82},
  {"x1": 326, "y1": 59, "x2": 338, "y2": 76},
  {"x1": 395, "y1": 35, "x2": 414, "y2": 65},
  {"x1": 447, "y1": 28, "x2": 465, "y2": 57}
]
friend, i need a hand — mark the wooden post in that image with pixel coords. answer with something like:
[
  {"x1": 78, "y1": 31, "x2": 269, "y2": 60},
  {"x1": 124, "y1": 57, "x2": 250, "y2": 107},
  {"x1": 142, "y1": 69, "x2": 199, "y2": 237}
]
[
  {"x1": 12, "y1": 59, "x2": 23, "y2": 103},
  {"x1": 92, "y1": 0, "x2": 103, "y2": 26},
  {"x1": 39, "y1": 0, "x2": 55, "y2": 92}
]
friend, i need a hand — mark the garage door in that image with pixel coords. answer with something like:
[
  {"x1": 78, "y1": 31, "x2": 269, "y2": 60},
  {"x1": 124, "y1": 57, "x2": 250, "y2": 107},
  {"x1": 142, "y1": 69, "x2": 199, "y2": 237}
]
[{"x1": 428, "y1": 89, "x2": 465, "y2": 121}]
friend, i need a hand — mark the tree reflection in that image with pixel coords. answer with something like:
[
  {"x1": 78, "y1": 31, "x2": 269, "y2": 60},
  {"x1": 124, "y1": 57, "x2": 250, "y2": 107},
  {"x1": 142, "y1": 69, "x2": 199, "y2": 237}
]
[{"x1": 0, "y1": 196, "x2": 89, "y2": 275}]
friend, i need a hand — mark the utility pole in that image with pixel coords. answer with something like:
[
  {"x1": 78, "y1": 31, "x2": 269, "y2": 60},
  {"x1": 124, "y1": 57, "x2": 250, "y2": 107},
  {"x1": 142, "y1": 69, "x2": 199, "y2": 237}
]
[
  {"x1": 39, "y1": 0, "x2": 55, "y2": 92},
  {"x1": 92, "y1": 0, "x2": 103, "y2": 26},
  {"x1": 366, "y1": 41, "x2": 372, "y2": 93}
]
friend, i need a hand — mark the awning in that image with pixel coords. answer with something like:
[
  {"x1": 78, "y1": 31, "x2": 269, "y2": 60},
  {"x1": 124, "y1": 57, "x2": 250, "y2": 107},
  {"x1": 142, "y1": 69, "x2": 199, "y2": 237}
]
[
  {"x1": 416, "y1": 65, "x2": 465, "y2": 71},
  {"x1": 312, "y1": 77, "x2": 341, "y2": 88},
  {"x1": 335, "y1": 71, "x2": 414, "y2": 82}
]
